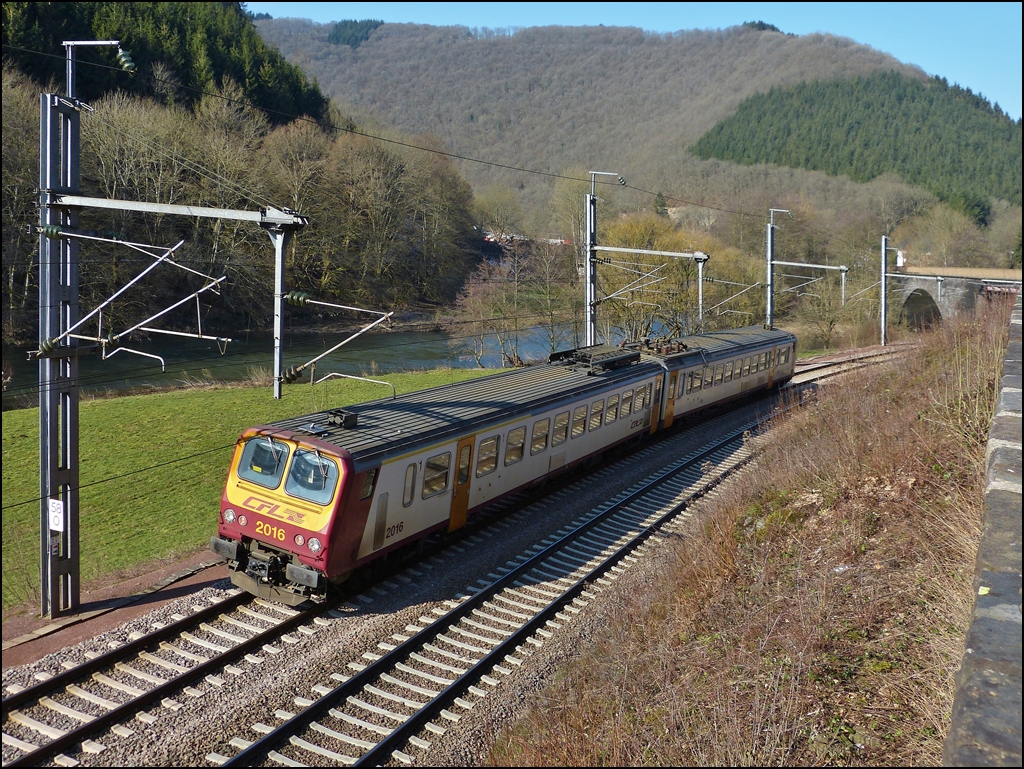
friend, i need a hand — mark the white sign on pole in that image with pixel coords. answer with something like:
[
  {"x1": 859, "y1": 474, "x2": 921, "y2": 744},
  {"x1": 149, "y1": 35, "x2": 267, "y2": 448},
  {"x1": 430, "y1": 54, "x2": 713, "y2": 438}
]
[{"x1": 49, "y1": 498, "x2": 64, "y2": 532}]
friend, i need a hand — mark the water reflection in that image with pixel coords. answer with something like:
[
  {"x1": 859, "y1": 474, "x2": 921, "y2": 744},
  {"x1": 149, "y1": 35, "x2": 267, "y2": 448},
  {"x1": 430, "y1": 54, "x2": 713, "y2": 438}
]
[{"x1": 2, "y1": 325, "x2": 579, "y2": 402}]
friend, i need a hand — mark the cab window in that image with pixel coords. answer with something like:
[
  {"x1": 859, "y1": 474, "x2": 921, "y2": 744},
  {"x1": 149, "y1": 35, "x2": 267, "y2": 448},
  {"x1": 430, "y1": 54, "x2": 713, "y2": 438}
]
[
  {"x1": 237, "y1": 437, "x2": 290, "y2": 489},
  {"x1": 285, "y1": 450, "x2": 340, "y2": 505},
  {"x1": 359, "y1": 468, "x2": 379, "y2": 500}
]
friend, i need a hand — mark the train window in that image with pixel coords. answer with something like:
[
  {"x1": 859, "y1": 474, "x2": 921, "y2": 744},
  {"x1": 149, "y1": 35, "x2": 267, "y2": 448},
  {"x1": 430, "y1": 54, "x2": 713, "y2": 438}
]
[
  {"x1": 782, "y1": 347, "x2": 790, "y2": 364},
  {"x1": 531, "y1": 419, "x2": 550, "y2": 455},
  {"x1": 620, "y1": 390, "x2": 633, "y2": 416},
  {"x1": 237, "y1": 437, "x2": 290, "y2": 489},
  {"x1": 750, "y1": 355, "x2": 759, "y2": 374},
  {"x1": 505, "y1": 427, "x2": 527, "y2": 465},
  {"x1": 703, "y1": 367, "x2": 713, "y2": 388},
  {"x1": 724, "y1": 362, "x2": 734, "y2": 383},
  {"x1": 589, "y1": 400, "x2": 604, "y2": 431},
  {"x1": 571, "y1": 405, "x2": 588, "y2": 438},
  {"x1": 668, "y1": 373, "x2": 678, "y2": 399},
  {"x1": 760, "y1": 352, "x2": 768, "y2": 370},
  {"x1": 476, "y1": 436, "x2": 500, "y2": 477},
  {"x1": 285, "y1": 450, "x2": 340, "y2": 506},
  {"x1": 715, "y1": 364, "x2": 724, "y2": 385},
  {"x1": 359, "y1": 468, "x2": 379, "y2": 500},
  {"x1": 606, "y1": 394, "x2": 619, "y2": 424},
  {"x1": 742, "y1": 357, "x2": 751, "y2": 376},
  {"x1": 691, "y1": 371, "x2": 702, "y2": 392},
  {"x1": 457, "y1": 445, "x2": 472, "y2": 484},
  {"x1": 422, "y1": 452, "x2": 451, "y2": 498},
  {"x1": 403, "y1": 464, "x2": 417, "y2": 506},
  {"x1": 552, "y1": 411, "x2": 570, "y2": 446},
  {"x1": 634, "y1": 385, "x2": 646, "y2": 412}
]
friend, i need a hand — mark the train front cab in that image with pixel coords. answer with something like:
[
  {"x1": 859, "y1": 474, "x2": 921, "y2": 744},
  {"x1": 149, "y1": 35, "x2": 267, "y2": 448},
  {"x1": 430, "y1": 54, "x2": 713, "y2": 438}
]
[{"x1": 211, "y1": 430, "x2": 354, "y2": 605}]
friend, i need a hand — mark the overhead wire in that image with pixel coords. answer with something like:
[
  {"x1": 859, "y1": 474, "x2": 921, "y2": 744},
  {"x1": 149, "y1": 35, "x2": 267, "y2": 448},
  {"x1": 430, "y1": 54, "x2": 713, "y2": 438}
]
[{"x1": 4, "y1": 41, "x2": 873, "y2": 403}]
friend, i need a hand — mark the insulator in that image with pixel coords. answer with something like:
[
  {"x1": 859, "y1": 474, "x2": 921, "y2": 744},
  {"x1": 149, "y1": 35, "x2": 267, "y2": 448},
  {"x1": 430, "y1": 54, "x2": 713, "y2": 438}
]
[
  {"x1": 116, "y1": 49, "x2": 136, "y2": 72},
  {"x1": 282, "y1": 365, "x2": 304, "y2": 383},
  {"x1": 286, "y1": 290, "x2": 310, "y2": 307},
  {"x1": 41, "y1": 225, "x2": 64, "y2": 239},
  {"x1": 39, "y1": 338, "x2": 58, "y2": 355},
  {"x1": 617, "y1": 176, "x2": 627, "y2": 186}
]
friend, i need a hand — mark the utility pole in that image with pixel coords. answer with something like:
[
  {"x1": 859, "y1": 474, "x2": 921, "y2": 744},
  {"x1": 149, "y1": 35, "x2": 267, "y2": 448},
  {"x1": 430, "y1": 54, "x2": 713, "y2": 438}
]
[
  {"x1": 765, "y1": 208, "x2": 791, "y2": 329},
  {"x1": 36, "y1": 41, "x2": 305, "y2": 618},
  {"x1": 881, "y1": 235, "x2": 891, "y2": 346},
  {"x1": 37, "y1": 40, "x2": 134, "y2": 618},
  {"x1": 584, "y1": 171, "x2": 625, "y2": 347}
]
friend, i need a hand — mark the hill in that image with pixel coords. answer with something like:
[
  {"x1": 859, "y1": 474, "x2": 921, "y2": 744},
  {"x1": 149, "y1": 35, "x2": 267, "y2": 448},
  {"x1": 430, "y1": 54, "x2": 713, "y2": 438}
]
[
  {"x1": 255, "y1": 20, "x2": 928, "y2": 214},
  {"x1": 1, "y1": 1, "x2": 328, "y2": 123},
  {"x1": 691, "y1": 70, "x2": 1023, "y2": 211}
]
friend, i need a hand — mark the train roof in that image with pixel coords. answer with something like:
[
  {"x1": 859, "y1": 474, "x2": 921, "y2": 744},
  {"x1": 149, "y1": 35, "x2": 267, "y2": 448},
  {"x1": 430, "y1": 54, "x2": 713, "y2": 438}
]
[{"x1": 259, "y1": 325, "x2": 794, "y2": 467}]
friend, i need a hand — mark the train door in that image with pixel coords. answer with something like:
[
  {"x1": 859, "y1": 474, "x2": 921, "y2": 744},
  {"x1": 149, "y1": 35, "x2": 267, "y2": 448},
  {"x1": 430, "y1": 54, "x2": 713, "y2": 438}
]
[
  {"x1": 448, "y1": 435, "x2": 475, "y2": 532},
  {"x1": 767, "y1": 348, "x2": 776, "y2": 387},
  {"x1": 663, "y1": 371, "x2": 678, "y2": 429},
  {"x1": 649, "y1": 376, "x2": 664, "y2": 435}
]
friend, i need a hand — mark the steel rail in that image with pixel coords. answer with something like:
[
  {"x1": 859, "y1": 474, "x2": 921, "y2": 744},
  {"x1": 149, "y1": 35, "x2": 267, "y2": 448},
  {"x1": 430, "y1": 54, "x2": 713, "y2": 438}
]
[
  {"x1": 222, "y1": 412, "x2": 769, "y2": 767},
  {"x1": 4, "y1": 597, "x2": 336, "y2": 768},
  {"x1": 1, "y1": 591, "x2": 248, "y2": 716}
]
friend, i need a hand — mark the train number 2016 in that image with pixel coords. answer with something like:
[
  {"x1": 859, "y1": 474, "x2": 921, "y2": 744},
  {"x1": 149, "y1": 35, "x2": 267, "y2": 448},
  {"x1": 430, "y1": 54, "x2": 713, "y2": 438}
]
[
  {"x1": 256, "y1": 520, "x2": 286, "y2": 541},
  {"x1": 385, "y1": 521, "x2": 404, "y2": 539}
]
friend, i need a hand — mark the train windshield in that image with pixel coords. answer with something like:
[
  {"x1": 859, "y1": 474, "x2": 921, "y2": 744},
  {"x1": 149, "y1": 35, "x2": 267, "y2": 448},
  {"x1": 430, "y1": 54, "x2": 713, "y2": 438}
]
[
  {"x1": 285, "y1": 449, "x2": 340, "y2": 505},
  {"x1": 237, "y1": 437, "x2": 290, "y2": 489}
]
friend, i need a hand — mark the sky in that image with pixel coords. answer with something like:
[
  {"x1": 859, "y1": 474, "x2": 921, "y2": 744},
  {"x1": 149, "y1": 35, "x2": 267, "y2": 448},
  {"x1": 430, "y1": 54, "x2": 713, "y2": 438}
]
[{"x1": 245, "y1": 2, "x2": 1023, "y2": 120}]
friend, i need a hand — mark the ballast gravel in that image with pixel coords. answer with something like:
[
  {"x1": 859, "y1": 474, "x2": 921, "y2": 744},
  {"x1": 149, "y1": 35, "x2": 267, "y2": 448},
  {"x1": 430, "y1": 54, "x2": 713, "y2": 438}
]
[{"x1": 1, "y1": 397, "x2": 770, "y2": 767}]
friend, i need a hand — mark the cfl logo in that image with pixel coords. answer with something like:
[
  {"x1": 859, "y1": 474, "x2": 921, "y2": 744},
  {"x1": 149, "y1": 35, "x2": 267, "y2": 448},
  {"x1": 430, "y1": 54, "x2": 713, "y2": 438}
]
[{"x1": 243, "y1": 496, "x2": 280, "y2": 516}]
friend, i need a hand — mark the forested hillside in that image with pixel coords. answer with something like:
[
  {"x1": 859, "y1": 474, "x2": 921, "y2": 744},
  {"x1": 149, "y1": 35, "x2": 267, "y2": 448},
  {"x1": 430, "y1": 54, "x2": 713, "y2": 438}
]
[
  {"x1": 2, "y1": 1, "x2": 328, "y2": 122},
  {"x1": 1, "y1": 2, "x2": 481, "y2": 346},
  {"x1": 692, "y1": 70, "x2": 1023, "y2": 212},
  {"x1": 255, "y1": 20, "x2": 929, "y2": 214}
]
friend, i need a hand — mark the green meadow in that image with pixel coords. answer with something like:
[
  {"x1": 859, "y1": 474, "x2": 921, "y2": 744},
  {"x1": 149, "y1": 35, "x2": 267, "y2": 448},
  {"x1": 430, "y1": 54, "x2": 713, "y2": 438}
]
[{"x1": 2, "y1": 368, "x2": 498, "y2": 614}]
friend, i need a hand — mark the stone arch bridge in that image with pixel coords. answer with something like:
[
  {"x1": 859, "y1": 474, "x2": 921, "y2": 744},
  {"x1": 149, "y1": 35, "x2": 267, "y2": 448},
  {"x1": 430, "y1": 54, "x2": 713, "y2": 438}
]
[{"x1": 888, "y1": 267, "x2": 1021, "y2": 327}]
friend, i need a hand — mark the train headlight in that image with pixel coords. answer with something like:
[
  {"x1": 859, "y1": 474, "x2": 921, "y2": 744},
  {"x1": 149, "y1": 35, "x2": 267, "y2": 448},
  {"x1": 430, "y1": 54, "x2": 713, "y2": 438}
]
[
  {"x1": 294, "y1": 534, "x2": 305, "y2": 547},
  {"x1": 238, "y1": 515, "x2": 248, "y2": 527},
  {"x1": 307, "y1": 537, "x2": 322, "y2": 553},
  {"x1": 223, "y1": 509, "x2": 236, "y2": 524}
]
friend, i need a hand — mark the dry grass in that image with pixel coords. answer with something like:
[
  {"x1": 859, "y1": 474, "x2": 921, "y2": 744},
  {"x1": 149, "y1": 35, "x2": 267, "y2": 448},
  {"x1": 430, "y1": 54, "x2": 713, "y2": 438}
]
[{"x1": 489, "y1": 298, "x2": 1011, "y2": 767}]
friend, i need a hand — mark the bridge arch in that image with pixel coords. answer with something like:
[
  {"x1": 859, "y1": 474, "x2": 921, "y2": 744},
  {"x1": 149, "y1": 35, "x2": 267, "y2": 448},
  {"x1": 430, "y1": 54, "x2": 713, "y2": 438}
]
[{"x1": 901, "y1": 288, "x2": 942, "y2": 330}]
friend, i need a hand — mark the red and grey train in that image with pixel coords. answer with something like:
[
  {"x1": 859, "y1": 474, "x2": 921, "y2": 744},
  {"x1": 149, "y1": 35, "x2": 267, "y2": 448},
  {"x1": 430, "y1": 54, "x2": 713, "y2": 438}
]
[{"x1": 210, "y1": 325, "x2": 797, "y2": 604}]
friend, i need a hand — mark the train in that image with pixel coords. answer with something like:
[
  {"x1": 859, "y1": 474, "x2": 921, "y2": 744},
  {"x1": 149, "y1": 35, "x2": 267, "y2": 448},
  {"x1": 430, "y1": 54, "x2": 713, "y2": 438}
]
[{"x1": 210, "y1": 325, "x2": 797, "y2": 604}]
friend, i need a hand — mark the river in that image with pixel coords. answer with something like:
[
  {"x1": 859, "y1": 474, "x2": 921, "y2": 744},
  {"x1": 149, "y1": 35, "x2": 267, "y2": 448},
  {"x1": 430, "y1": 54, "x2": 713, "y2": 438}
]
[{"x1": 2, "y1": 324, "x2": 581, "y2": 408}]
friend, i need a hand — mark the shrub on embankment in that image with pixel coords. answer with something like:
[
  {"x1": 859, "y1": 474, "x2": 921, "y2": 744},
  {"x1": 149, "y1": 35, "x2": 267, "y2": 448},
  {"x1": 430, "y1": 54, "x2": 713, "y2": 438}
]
[
  {"x1": 489, "y1": 298, "x2": 1012, "y2": 766},
  {"x1": 1, "y1": 367, "x2": 497, "y2": 615}
]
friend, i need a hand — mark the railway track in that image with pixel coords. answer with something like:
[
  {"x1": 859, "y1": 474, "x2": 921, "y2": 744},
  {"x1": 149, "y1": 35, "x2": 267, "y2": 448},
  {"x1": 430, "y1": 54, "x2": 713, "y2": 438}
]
[
  {"x1": 1, "y1": 592, "x2": 337, "y2": 767},
  {"x1": 2, "y1": 350, "x2": 882, "y2": 767},
  {"x1": 207, "y1": 402, "x2": 783, "y2": 767}
]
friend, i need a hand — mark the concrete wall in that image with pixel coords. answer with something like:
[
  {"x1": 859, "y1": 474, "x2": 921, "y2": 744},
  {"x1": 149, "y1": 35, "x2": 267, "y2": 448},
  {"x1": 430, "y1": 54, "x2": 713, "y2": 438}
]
[{"x1": 944, "y1": 292, "x2": 1022, "y2": 766}]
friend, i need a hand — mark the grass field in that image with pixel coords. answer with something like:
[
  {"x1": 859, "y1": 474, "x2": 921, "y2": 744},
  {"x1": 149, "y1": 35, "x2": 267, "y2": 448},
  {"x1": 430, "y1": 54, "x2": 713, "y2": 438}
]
[{"x1": 1, "y1": 367, "x2": 500, "y2": 615}]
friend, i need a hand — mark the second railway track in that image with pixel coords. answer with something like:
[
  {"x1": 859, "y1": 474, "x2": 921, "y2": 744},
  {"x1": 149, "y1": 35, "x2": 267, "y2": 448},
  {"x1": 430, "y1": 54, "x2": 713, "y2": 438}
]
[{"x1": 2, "y1": 350, "x2": 887, "y2": 767}]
